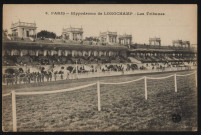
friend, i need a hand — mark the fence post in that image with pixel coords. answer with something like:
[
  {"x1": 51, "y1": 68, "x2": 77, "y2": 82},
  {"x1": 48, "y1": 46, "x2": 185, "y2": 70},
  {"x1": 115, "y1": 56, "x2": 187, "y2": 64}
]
[
  {"x1": 12, "y1": 90, "x2": 17, "y2": 132},
  {"x1": 174, "y1": 74, "x2": 177, "y2": 93},
  {"x1": 97, "y1": 81, "x2": 101, "y2": 111},
  {"x1": 144, "y1": 76, "x2": 147, "y2": 100}
]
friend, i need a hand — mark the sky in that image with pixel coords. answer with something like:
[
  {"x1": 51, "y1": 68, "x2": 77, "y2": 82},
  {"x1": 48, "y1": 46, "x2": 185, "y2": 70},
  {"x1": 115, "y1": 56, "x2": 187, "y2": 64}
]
[{"x1": 3, "y1": 4, "x2": 197, "y2": 46}]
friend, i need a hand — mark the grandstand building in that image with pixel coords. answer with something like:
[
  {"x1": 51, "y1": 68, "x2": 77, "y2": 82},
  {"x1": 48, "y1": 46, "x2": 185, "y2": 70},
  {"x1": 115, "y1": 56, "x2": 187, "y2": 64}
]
[
  {"x1": 99, "y1": 31, "x2": 118, "y2": 44},
  {"x1": 149, "y1": 37, "x2": 161, "y2": 46},
  {"x1": 2, "y1": 21, "x2": 197, "y2": 76},
  {"x1": 2, "y1": 42, "x2": 127, "y2": 57},
  {"x1": 172, "y1": 40, "x2": 190, "y2": 48},
  {"x1": 11, "y1": 20, "x2": 37, "y2": 38},
  {"x1": 118, "y1": 34, "x2": 132, "y2": 45},
  {"x1": 128, "y1": 43, "x2": 196, "y2": 64},
  {"x1": 62, "y1": 27, "x2": 83, "y2": 41}
]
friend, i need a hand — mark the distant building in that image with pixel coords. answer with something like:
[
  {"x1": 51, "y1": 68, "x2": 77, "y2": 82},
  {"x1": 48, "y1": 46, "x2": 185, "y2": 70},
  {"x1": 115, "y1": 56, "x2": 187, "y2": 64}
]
[
  {"x1": 149, "y1": 37, "x2": 161, "y2": 46},
  {"x1": 99, "y1": 31, "x2": 117, "y2": 44},
  {"x1": 118, "y1": 34, "x2": 132, "y2": 45},
  {"x1": 182, "y1": 41, "x2": 190, "y2": 48},
  {"x1": 62, "y1": 27, "x2": 83, "y2": 41},
  {"x1": 172, "y1": 40, "x2": 190, "y2": 48},
  {"x1": 172, "y1": 40, "x2": 183, "y2": 47},
  {"x1": 11, "y1": 20, "x2": 37, "y2": 38}
]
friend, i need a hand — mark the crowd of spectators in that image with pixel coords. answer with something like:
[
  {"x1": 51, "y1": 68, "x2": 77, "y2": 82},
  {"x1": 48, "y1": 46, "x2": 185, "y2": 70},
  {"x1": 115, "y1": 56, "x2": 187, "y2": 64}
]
[
  {"x1": 2, "y1": 63, "x2": 138, "y2": 85},
  {"x1": 2, "y1": 70, "x2": 54, "y2": 85},
  {"x1": 133, "y1": 55, "x2": 196, "y2": 63},
  {"x1": 3, "y1": 55, "x2": 131, "y2": 66},
  {"x1": 2, "y1": 60, "x2": 196, "y2": 86}
]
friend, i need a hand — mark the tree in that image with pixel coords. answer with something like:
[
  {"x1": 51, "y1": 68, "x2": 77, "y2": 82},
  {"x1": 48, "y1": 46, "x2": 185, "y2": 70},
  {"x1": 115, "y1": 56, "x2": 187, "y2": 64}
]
[
  {"x1": 85, "y1": 37, "x2": 100, "y2": 42},
  {"x1": 37, "y1": 30, "x2": 56, "y2": 39}
]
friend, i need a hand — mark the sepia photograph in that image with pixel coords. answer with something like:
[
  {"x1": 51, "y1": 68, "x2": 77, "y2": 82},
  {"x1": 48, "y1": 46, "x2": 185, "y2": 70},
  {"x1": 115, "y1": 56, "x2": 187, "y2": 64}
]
[{"x1": 2, "y1": 4, "x2": 197, "y2": 132}]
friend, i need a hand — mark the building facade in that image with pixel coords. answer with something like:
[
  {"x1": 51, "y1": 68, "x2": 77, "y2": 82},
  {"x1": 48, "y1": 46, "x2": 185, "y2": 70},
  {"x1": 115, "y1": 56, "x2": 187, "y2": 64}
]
[
  {"x1": 172, "y1": 40, "x2": 190, "y2": 48},
  {"x1": 2, "y1": 41, "x2": 127, "y2": 58},
  {"x1": 99, "y1": 31, "x2": 118, "y2": 44},
  {"x1": 62, "y1": 27, "x2": 83, "y2": 41},
  {"x1": 182, "y1": 41, "x2": 190, "y2": 48},
  {"x1": 149, "y1": 37, "x2": 161, "y2": 46},
  {"x1": 118, "y1": 34, "x2": 132, "y2": 45},
  {"x1": 172, "y1": 40, "x2": 183, "y2": 47},
  {"x1": 11, "y1": 21, "x2": 37, "y2": 38}
]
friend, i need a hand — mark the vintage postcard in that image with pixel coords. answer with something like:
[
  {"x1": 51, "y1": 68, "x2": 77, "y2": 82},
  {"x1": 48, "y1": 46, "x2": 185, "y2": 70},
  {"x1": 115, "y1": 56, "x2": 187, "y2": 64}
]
[{"x1": 2, "y1": 4, "x2": 197, "y2": 132}]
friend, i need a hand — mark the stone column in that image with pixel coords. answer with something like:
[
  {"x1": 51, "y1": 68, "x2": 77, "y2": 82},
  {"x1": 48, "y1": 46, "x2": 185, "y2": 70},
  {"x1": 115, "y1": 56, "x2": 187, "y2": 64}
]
[
  {"x1": 99, "y1": 51, "x2": 102, "y2": 57},
  {"x1": 72, "y1": 33, "x2": 74, "y2": 40},
  {"x1": 88, "y1": 51, "x2": 91, "y2": 56},
  {"x1": 43, "y1": 50, "x2": 47, "y2": 56},
  {"x1": 106, "y1": 35, "x2": 109, "y2": 43},
  {"x1": 20, "y1": 50, "x2": 23, "y2": 57},
  {"x1": 11, "y1": 50, "x2": 14, "y2": 56},
  {"x1": 58, "y1": 50, "x2": 61, "y2": 56},
  {"x1": 109, "y1": 51, "x2": 112, "y2": 56},
  {"x1": 94, "y1": 51, "x2": 97, "y2": 56},
  {"x1": 72, "y1": 50, "x2": 75, "y2": 57},
  {"x1": 83, "y1": 51, "x2": 86, "y2": 56},
  {"x1": 35, "y1": 50, "x2": 39, "y2": 56},
  {"x1": 104, "y1": 51, "x2": 107, "y2": 56},
  {"x1": 69, "y1": 33, "x2": 73, "y2": 40},
  {"x1": 51, "y1": 50, "x2": 54, "y2": 56},
  {"x1": 65, "y1": 50, "x2": 68, "y2": 56}
]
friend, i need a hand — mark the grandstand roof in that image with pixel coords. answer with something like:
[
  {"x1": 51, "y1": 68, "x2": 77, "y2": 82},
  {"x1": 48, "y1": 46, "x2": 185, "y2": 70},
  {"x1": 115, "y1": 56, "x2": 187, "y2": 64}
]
[
  {"x1": 129, "y1": 48, "x2": 195, "y2": 53},
  {"x1": 3, "y1": 41, "x2": 128, "y2": 51},
  {"x1": 130, "y1": 44, "x2": 196, "y2": 53},
  {"x1": 129, "y1": 48, "x2": 174, "y2": 52}
]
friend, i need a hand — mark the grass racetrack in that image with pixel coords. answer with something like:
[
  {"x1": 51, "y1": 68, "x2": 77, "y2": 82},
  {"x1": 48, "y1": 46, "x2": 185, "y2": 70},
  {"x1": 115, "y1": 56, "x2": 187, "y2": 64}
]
[{"x1": 2, "y1": 70, "x2": 197, "y2": 131}]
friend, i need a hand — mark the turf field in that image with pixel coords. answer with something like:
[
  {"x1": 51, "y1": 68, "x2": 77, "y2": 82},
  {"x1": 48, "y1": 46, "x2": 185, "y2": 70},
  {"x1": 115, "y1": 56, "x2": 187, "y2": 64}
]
[{"x1": 2, "y1": 70, "x2": 197, "y2": 131}]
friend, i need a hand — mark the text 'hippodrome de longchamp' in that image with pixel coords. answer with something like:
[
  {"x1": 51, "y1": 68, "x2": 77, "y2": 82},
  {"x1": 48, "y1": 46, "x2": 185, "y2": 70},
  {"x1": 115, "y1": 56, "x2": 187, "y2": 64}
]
[{"x1": 49, "y1": 12, "x2": 133, "y2": 16}]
